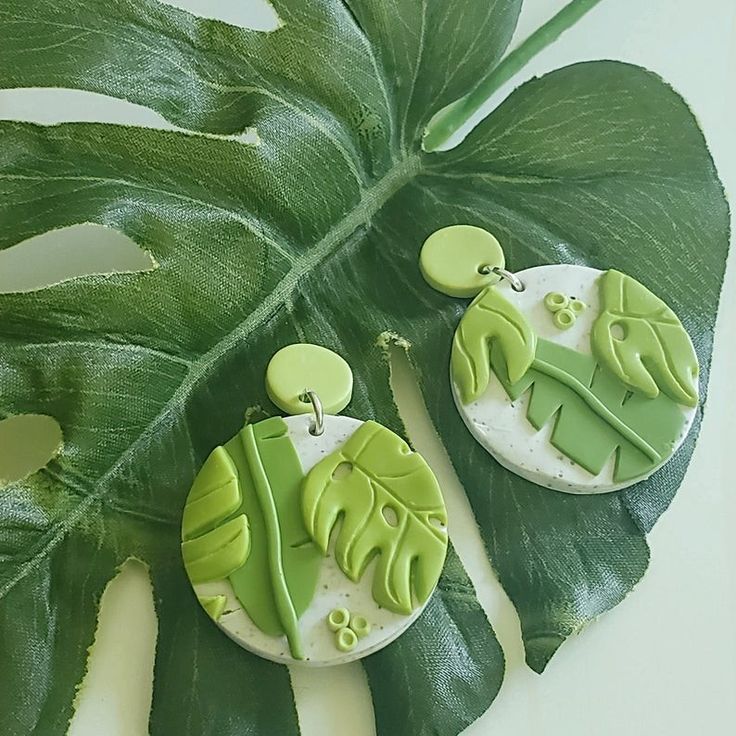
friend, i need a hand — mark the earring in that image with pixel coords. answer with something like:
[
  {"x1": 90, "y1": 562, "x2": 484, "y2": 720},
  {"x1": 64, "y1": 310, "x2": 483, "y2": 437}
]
[
  {"x1": 420, "y1": 225, "x2": 699, "y2": 494},
  {"x1": 180, "y1": 343, "x2": 448, "y2": 665}
]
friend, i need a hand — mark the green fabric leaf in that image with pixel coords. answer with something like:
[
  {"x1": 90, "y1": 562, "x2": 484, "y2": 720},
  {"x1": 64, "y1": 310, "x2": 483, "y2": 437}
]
[
  {"x1": 451, "y1": 285, "x2": 536, "y2": 402},
  {"x1": 363, "y1": 545, "x2": 505, "y2": 736},
  {"x1": 592, "y1": 269, "x2": 700, "y2": 407},
  {"x1": 302, "y1": 420, "x2": 448, "y2": 615},
  {"x1": 0, "y1": 0, "x2": 522, "y2": 732},
  {"x1": 491, "y1": 338, "x2": 688, "y2": 484},
  {"x1": 0, "y1": 1, "x2": 728, "y2": 733}
]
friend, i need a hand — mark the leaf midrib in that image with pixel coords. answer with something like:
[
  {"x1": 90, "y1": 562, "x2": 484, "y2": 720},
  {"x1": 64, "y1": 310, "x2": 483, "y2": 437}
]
[
  {"x1": 0, "y1": 151, "x2": 423, "y2": 601},
  {"x1": 531, "y1": 356, "x2": 660, "y2": 461}
]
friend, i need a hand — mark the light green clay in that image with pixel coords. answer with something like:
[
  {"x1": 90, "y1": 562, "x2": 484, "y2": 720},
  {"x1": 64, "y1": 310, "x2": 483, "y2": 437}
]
[
  {"x1": 198, "y1": 594, "x2": 227, "y2": 621},
  {"x1": 553, "y1": 307, "x2": 576, "y2": 330},
  {"x1": 302, "y1": 421, "x2": 448, "y2": 615},
  {"x1": 591, "y1": 270, "x2": 699, "y2": 407},
  {"x1": 544, "y1": 291, "x2": 569, "y2": 312},
  {"x1": 420, "y1": 225, "x2": 505, "y2": 298},
  {"x1": 491, "y1": 338, "x2": 688, "y2": 483},
  {"x1": 182, "y1": 416, "x2": 322, "y2": 660},
  {"x1": 327, "y1": 608, "x2": 350, "y2": 632},
  {"x1": 451, "y1": 286, "x2": 536, "y2": 404},
  {"x1": 349, "y1": 614, "x2": 371, "y2": 639},
  {"x1": 181, "y1": 514, "x2": 250, "y2": 584},
  {"x1": 225, "y1": 417, "x2": 323, "y2": 660},
  {"x1": 336, "y1": 627, "x2": 358, "y2": 652},
  {"x1": 569, "y1": 298, "x2": 587, "y2": 314},
  {"x1": 181, "y1": 445, "x2": 241, "y2": 540},
  {"x1": 266, "y1": 343, "x2": 353, "y2": 415}
]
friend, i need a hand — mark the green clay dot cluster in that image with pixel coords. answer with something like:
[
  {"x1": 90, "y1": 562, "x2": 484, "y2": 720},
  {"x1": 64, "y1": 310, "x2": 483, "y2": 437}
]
[
  {"x1": 544, "y1": 292, "x2": 586, "y2": 330},
  {"x1": 327, "y1": 608, "x2": 371, "y2": 652}
]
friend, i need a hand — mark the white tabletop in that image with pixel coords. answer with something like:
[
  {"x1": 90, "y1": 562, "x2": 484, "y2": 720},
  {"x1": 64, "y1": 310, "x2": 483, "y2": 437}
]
[{"x1": 1, "y1": 1, "x2": 733, "y2": 734}]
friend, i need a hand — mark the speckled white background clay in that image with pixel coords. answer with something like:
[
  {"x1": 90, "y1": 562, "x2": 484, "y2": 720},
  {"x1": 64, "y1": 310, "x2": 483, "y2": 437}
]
[
  {"x1": 195, "y1": 413, "x2": 434, "y2": 666},
  {"x1": 453, "y1": 264, "x2": 697, "y2": 494}
]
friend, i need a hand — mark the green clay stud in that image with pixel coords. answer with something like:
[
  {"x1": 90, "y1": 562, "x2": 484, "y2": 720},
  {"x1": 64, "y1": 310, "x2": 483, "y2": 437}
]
[
  {"x1": 327, "y1": 607, "x2": 350, "y2": 632},
  {"x1": 544, "y1": 291, "x2": 569, "y2": 312},
  {"x1": 266, "y1": 343, "x2": 353, "y2": 415},
  {"x1": 349, "y1": 613, "x2": 371, "y2": 639},
  {"x1": 336, "y1": 627, "x2": 358, "y2": 652},
  {"x1": 420, "y1": 225, "x2": 505, "y2": 298},
  {"x1": 553, "y1": 308, "x2": 576, "y2": 330},
  {"x1": 569, "y1": 298, "x2": 587, "y2": 314}
]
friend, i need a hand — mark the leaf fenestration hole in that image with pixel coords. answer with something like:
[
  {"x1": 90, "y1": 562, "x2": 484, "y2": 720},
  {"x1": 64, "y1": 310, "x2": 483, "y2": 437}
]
[
  {"x1": 332, "y1": 461, "x2": 353, "y2": 481},
  {"x1": 68, "y1": 559, "x2": 157, "y2": 735},
  {"x1": 0, "y1": 224, "x2": 156, "y2": 294},
  {"x1": 0, "y1": 414, "x2": 63, "y2": 487},
  {"x1": 160, "y1": 0, "x2": 281, "y2": 30},
  {"x1": 381, "y1": 505, "x2": 399, "y2": 527},
  {"x1": 611, "y1": 322, "x2": 627, "y2": 340}
]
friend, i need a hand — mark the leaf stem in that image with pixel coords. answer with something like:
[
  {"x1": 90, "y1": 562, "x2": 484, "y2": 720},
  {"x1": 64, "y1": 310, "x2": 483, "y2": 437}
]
[{"x1": 423, "y1": 0, "x2": 607, "y2": 151}]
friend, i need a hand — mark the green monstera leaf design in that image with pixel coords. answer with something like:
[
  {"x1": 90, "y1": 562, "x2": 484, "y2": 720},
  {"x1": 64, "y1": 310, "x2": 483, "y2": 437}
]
[
  {"x1": 452, "y1": 286, "x2": 536, "y2": 403},
  {"x1": 0, "y1": 0, "x2": 729, "y2": 733},
  {"x1": 592, "y1": 269, "x2": 700, "y2": 407},
  {"x1": 302, "y1": 421, "x2": 448, "y2": 615}
]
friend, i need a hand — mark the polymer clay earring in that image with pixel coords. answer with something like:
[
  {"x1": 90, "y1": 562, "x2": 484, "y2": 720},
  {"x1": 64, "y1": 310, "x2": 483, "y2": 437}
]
[
  {"x1": 420, "y1": 225, "x2": 699, "y2": 494},
  {"x1": 180, "y1": 343, "x2": 448, "y2": 665}
]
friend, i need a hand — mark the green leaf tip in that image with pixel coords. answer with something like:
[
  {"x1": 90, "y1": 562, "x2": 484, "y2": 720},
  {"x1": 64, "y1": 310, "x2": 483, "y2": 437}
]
[
  {"x1": 591, "y1": 270, "x2": 699, "y2": 407},
  {"x1": 198, "y1": 594, "x2": 227, "y2": 622},
  {"x1": 452, "y1": 286, "x2": 536, "y2": 404},
  {"x1": 302, "y1": 421, "x2": 448, "y2": 615}
]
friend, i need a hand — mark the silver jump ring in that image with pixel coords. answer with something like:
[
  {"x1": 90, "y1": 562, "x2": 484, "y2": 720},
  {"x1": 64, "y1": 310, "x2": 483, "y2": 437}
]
[
  {"x1": 492, "y1": 266, "x2": 525, "y2": 292},
  {"x1": 300, "y1": 390, "x2": 324, "y2": 436}
]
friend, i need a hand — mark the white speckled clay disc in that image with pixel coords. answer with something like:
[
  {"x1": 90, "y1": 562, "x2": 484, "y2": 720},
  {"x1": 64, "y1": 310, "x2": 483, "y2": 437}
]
[
  {"x1": 452, "y1": 264, "x2": 696, "y2": 494},
  {"x1": 192, "y1": 414, "x2": 442, "y2": 666}
]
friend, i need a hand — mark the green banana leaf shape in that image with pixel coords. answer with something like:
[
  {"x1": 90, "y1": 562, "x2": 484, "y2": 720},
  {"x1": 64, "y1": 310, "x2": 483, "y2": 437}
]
[
  {"x1": 491, "y1": 338, "x2": 688, "y2": 483},
  {"x1": 181, "y1": 446, "x2": 250, "y2": 584},
  {"x1": 592, "y1": 270, "x2": 699, "y2": 407},
  {"x1": 302, "y1": 421, "x2": 448, "y2": 615},
  {"x1": 452, "y1": 286, "x2": 536, "y2": 404},
  {"x1": 182, "y1": 416, "x2": 322, "y2": 660}
]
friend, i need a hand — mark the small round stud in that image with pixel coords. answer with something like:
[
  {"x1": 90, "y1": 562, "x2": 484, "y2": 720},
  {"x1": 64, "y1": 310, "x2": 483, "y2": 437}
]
[
  {"x1": 569, "y1": 299, "x2": 587, "y2": 314},
  {"x1": 336, "y1": 627, "x2": 358, "y2": 652},
  {"x1": 544, "y1": 292, "x2": 569, "y2": 312},
  {"x1": 266, "y1": 344, "x2": 353, "y2": 416},
  {"x1": 553, "y1": 307, "x2": 576, "y2": 330},
  {"x1": 327, "y1": 608, "x2": 350, "y2": 632},
  {"x1": 420, "y1": 225, "x2": 505, "y2": 298}
]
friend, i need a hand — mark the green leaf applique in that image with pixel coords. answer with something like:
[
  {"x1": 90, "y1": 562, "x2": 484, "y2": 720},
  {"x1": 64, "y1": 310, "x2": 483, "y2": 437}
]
[
  {"x1": 492, "y1": 338, "x2": 688, "y2": 484},
  {"x1": 591, "y1": 269, "x2": 699, "y2": 407},
  {"x1": 181, "y1": 446, "x2": 250, "y2": 584},
  {"x1": 224, "y1": 416, "x2": 323, "y2": 660},
  {"x1": 302, "y1": 421, "x2": 448, "y2": 615},
  {"x1": 452, "y1": 286, "x2": 536, "y2": 403}
]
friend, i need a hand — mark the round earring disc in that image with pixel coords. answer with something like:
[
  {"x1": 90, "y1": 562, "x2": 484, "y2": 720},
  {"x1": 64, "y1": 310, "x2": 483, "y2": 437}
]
[
  {"x1": 452, "y1": 264, "x2": 697, "y2": 494},
  {"x1": 186, "y1": 414, "x2": 444, "y2": 665},
  {"x1": 420, "y1": 225, "x2": 505, "y2": 298},
  {"x1": 266, "y1": 343, "x2": 353, "y2": 415}
]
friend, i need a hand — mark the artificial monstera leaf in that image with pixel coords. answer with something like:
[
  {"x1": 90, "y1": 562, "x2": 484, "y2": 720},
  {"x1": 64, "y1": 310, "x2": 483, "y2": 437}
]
[
  {"x1": 302, "y1": 420, "x2": 448, "y2": 615},
  {"x1": 0, "y1": 1, "x2": 729, "y2": 736}
]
